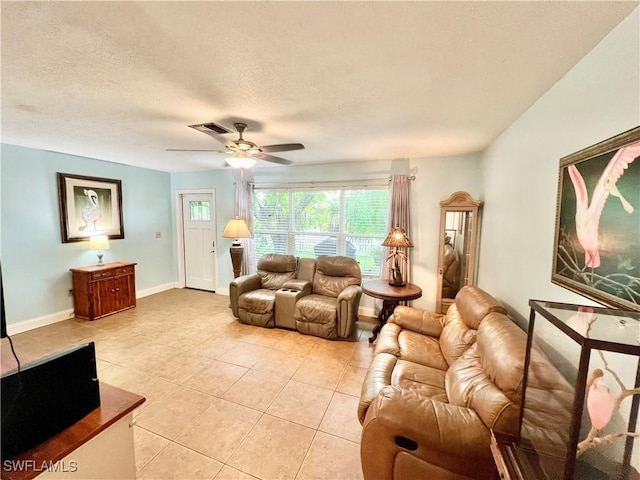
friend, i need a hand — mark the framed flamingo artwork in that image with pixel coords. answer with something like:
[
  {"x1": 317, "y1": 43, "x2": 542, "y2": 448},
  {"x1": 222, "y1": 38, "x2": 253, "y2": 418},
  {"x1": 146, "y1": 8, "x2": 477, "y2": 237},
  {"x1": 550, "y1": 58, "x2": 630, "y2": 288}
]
[
  {"x1": 57, "y1": 173, "x2": 125, "y2": 243},
  {"x1": 552, "y1": 126, "x2": 640, "y2": 312}
]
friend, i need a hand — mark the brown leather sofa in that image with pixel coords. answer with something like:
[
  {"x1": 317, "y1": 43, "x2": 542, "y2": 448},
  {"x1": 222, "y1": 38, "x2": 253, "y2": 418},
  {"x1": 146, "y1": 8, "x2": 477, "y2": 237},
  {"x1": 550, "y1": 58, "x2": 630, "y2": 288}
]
[
  {"x1": 358, "y1": 286, "x2": 526, "y2": 480},
  {"x1": 230, "y1": 255, "x2": 362, "y2": 339},
  {"x1": 229, "y1": 254, "x2": 297, "y2": 327}
]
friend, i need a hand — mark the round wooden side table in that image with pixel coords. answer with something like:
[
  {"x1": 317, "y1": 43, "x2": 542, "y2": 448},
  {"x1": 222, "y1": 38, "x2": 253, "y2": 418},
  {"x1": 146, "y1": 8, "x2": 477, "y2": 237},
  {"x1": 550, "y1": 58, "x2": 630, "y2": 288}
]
[{"x1": 362, "y1": 279, "x2": 422, "y2": 343}]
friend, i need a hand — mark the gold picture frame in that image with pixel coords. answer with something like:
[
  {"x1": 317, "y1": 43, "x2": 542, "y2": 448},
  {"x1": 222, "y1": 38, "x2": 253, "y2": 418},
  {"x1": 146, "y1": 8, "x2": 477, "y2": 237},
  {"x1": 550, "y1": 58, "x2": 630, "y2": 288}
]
[{"x1": 551, "y1": 126, "x2": 640, "y2": 311}]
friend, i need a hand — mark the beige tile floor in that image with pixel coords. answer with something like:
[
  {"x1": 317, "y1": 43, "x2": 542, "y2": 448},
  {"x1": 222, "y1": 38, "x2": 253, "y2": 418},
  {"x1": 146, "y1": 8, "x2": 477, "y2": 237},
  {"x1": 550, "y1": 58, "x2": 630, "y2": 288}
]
[{"x1": 1, "y1": 288, "x2": 377, "y2": 480}]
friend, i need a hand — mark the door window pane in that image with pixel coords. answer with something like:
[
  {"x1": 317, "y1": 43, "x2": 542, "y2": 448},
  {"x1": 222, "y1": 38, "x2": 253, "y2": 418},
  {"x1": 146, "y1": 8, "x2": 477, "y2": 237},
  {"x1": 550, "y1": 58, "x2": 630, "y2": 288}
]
[{"x1": 189, "y1": 201, "x2": 211, "y2": 221}]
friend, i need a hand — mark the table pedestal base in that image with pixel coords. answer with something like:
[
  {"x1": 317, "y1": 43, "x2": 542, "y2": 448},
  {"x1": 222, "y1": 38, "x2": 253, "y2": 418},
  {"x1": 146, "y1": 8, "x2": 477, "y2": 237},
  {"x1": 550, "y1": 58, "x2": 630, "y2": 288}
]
[{"x1": 369, "y1": 299, "x2": 399, "y2": 343}]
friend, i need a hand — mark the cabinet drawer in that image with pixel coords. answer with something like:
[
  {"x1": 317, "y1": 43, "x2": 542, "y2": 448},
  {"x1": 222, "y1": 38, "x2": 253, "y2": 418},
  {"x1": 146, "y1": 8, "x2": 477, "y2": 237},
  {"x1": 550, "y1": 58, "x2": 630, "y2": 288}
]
[
  {"x1": 113, "y1": 266, "x2": 134, "y2": 276},
  {"x1": 91, "y1": 270, "x2": 114, "y2": 280}
]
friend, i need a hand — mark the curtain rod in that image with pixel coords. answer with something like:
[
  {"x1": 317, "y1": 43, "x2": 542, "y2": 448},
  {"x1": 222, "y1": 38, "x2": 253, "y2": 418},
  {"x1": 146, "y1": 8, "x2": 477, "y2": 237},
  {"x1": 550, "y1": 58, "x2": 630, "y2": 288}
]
[{"x1": 249, "y1": 175, "x2": 415, "y2": 188}]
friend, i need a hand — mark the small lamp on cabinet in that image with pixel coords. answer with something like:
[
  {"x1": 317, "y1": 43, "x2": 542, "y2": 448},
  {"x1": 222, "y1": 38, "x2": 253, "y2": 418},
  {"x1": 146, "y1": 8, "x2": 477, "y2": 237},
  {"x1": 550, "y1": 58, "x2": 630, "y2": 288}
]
[
  {"x1": 381, "y1": 226, "x2": 413, "y2": 286},
  {"x1": 89, "y1": 235, "x2": 110, "y2": 265},
  {"x1": 222, "y1": 217, "x2": 252, "y2": 278}
]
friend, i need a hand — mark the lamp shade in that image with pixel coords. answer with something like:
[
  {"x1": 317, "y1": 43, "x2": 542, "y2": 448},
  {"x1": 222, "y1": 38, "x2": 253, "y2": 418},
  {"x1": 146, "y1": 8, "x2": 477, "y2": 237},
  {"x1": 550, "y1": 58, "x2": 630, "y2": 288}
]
[
  {"x1": 381, "y1": 226, "x2": 413, "y2": 248},
  {"x1": 222, "y1": 218, "x2": 251, "y2": 240},
  {"x1": 88, "y1": 235, "x2": 110, "y2": 251}
]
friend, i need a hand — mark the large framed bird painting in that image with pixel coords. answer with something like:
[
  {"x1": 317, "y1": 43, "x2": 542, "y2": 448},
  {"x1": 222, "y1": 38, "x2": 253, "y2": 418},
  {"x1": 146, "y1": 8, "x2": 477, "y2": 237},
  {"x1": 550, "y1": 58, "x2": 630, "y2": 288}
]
[
  {"x1": 57, "y1": 173, "x2": 125, "y2": 243},
  {"x1": 552, "y1": 126, "x2": 640, "y2": 312}
]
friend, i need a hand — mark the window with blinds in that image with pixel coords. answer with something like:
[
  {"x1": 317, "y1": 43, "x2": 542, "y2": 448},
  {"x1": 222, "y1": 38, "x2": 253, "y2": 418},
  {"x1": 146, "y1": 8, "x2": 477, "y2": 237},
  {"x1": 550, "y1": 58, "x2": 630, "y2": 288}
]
[{"x1": 253, "y1": 187, "x2": 390, "y2": 276}]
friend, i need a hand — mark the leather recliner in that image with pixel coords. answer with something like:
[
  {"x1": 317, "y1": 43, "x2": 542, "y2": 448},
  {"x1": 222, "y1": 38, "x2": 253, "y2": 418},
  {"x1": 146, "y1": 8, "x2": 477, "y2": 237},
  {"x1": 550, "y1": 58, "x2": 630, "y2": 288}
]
[
  {"x1": 291, "y1": 255, "x2": 362, "y2": 339},
  {"x1": 358, "y1": 286, "x2": 526, "y2": 480},
  {"x1": 229, "y1": 254, "x2": 297, "y2": 327}
]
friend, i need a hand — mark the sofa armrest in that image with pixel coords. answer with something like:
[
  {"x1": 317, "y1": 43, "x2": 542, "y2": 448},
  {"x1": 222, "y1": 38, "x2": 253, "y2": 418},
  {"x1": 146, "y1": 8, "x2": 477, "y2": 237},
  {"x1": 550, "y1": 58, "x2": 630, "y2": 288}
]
[
  {"x1": 390, "y1": 305, "x2": 445, "y2": 338},
  {"x1": 361, "y1": 386, "x2": 494, "y2": 479},
  {"x1": 229, "y1": 274, "x2": 262, "y2": 317},
  {"x1": 364, "y1": 386, "x2": 491, "y2": 457},
  {"x1": 336, "y1": 285, "x2": 362, "y2": 338},
  {"x1": 338, "y1": 284, "x2": 361, "y2": 303},
  {"x1": 275, "y1": 286, "x2": 310, "y2": 330},
  {"x1": 282, "y1": 279, "x2": 311, "y2": 295}
]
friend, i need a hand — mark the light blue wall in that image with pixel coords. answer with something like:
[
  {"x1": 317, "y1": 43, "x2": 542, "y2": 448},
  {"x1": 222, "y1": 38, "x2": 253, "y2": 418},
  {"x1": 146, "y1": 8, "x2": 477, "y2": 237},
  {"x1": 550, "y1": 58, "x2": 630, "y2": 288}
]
[
  {"x1": 170, "y1": 169, "x2": 236, "y2": 289},
  {"x1": 479, "y1": 7, "x2": 640, "y2": 322},
  {"x1": 1, "y1": 144, "x2": 175, "y2": 325}
]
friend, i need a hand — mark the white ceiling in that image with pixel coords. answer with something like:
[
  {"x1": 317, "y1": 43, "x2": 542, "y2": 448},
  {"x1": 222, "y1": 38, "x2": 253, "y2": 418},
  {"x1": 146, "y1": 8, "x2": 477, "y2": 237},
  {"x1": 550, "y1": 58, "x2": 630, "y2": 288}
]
[{"x1": 1, "y1": 1, "x2": 637, "y2": 172}]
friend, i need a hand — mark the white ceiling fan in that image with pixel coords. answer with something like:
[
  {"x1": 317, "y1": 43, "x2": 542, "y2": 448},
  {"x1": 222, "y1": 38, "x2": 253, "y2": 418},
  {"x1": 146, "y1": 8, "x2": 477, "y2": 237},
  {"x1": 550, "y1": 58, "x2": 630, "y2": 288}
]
[{"x1": 167, "y1": 121, "x2": 305, "y2": 168}]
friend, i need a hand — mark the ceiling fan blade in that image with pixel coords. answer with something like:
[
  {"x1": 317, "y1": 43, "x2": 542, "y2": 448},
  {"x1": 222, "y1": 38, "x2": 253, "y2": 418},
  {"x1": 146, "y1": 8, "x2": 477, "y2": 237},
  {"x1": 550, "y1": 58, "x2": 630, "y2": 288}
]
[
  {"x1": 256, "y1": 153, "x2": 293, "y2": 165},
  {"x1": 165, "y1": 148, "x2": 227, "y2": 153},
  {"x1": 260, "y1": 143, "x2": 305, "y2": 153}
]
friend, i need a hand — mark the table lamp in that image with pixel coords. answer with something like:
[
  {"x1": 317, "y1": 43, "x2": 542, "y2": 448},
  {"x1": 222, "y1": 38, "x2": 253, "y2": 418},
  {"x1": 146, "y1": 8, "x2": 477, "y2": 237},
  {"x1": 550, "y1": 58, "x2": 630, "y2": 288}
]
[
  {"x1": 381, "y1": 226, "x2": 413, "y2": 286},
  {"x1": 89, "y1": 235, "x2": 110, "y2": 265},
  {"x1": 222, "y1": 217, "x2": 252, "y2": 278}
]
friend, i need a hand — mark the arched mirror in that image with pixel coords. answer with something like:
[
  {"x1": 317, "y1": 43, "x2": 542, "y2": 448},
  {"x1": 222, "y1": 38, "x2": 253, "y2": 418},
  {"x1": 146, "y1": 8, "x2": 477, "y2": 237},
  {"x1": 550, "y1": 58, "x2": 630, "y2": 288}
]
[{"x1": 435, "y1": 191, "x2": 482, "y2": 314}]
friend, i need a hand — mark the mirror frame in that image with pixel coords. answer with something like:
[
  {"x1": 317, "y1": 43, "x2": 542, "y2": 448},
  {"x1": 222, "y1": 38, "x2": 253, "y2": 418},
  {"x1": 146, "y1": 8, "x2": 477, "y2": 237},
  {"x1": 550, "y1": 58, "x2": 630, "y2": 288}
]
[{"x1": 435, "y1": 191, "x2": 482, "y2": 314}]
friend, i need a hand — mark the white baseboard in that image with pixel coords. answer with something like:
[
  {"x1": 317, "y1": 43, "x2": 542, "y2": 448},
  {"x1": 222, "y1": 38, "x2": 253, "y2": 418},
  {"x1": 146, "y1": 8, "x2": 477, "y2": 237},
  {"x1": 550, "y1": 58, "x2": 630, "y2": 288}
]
[
  {"x1": 359, "y1": 306, "x2": 376, "y2": 318},
  {"x1": 6, "y1": 285, "x2": 371, "y2": 335},
  {"x1": 7, "y1": 308, "x2": 75, "y2": 336},
  {"x1": 6, "y1": 282, "x2": 179, "y2": 335},
  {"x1": 136, "y1": 283, "x2": 177, "y2": 299}
]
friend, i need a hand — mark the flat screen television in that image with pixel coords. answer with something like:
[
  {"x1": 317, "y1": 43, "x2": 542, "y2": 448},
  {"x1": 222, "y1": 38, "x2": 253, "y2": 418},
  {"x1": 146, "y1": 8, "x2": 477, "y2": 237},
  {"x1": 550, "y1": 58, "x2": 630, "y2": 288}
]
[
  {"x1": 1, "y1": 342, "x2": 101, "y2": 460},
  {"x1": 1, "y1": 262, "x2": 6, "y2": 339}
]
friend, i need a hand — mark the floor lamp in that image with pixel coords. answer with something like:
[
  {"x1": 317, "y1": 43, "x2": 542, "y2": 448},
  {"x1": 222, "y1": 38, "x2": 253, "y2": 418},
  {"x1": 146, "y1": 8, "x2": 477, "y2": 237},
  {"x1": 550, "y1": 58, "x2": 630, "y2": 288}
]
[{"x1": 222, "y1": 217, "x2": 252, "y2": 278}]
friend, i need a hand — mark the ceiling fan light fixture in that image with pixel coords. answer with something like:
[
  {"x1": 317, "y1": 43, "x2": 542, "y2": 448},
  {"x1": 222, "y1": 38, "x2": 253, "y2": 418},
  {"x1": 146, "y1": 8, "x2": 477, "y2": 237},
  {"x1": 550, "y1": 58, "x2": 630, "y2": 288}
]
[{"x1": 226, "y1": 151, "x2": 257, "y2": 169}]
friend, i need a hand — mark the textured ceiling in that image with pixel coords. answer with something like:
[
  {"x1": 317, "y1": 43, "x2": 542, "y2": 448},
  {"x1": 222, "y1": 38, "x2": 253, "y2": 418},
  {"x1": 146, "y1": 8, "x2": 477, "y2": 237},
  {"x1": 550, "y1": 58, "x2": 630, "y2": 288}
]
[{"x1": 1, "y1": 1, "x2": 637, "y2": 172}]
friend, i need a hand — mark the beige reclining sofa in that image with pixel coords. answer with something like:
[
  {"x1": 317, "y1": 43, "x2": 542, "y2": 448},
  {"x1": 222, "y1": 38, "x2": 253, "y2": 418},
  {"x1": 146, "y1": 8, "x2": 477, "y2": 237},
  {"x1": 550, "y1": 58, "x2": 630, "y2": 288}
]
[
  {"x1": 358, "y1": 286, "x2": 527, "y2": 480},
  {"x1": 230, "y1": 254, "x2": 362, "y2": 339}
]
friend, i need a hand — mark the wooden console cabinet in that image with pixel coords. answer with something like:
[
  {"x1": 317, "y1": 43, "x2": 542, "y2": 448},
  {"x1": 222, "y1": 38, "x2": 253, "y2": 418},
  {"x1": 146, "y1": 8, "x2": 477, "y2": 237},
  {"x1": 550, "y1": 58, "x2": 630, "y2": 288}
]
[{"x1": 70, "y1": 262, "x2": 137, "y2": 320}]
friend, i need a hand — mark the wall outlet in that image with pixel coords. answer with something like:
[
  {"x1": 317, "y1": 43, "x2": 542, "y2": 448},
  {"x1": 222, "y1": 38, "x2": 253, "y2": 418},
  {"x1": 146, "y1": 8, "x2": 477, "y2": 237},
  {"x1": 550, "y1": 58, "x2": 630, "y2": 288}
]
[
  {"x1": 155, "y1": 232, "x2": 161, "y2": 238},
  {"x1": 68, "y1": 289, "x2": 73, "y2": 297}
]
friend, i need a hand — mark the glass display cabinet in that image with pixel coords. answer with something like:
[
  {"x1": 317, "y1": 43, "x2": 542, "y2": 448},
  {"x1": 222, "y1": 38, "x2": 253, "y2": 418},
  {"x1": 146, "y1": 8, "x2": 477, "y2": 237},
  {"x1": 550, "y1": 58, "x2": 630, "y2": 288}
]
[{"x1": 500, "y1": 300, "x2": 640, "y2": 480}]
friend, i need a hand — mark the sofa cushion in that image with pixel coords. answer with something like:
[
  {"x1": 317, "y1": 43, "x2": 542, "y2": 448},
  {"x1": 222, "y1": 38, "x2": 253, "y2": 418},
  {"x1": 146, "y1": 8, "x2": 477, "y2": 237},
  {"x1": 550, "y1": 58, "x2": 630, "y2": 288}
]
[
  {"x1": 294, "y1": 294, "x2": 338, "y2": 339},
  {"x1": 439, "y1": 303, "x2": 478, "y2": 366},
  {"x1": 312, "y1": 256, "x2": 361, "y2": 298},
  {"x1": 439, "y1": 286, "x2": 507, "y2": 366},
  {"x1": 239, "y1": 289, "x2": 277, "y2": 313},
  {"x1": 445, "y1": 312, "x2": 525, "y2": 437},
  {"x1": 238, "y1": 289, "x2": 278, "y2": 327},
  {"x1": 375, "y1": 324, "x2": 448, "y2": 371},
  {"x1": 256, "y1": 254, "x2": 297, "y2": 290},
  {"x1": 455, "y1": 285, "x2": 507, "y2": 330},
  {"x1": 391, "y1": 360, "x2": 448, "y2": 402}
]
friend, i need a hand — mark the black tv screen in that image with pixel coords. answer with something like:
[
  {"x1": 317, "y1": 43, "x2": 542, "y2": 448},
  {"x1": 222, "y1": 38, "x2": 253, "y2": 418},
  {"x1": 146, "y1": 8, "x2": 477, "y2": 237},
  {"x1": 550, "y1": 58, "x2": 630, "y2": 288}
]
[
  {"x1": 1, "y1": 262, "x2": 6, "y2": 339},
  {"x1": 1, "y1": 342, "x2": 101, "y2": 460}
]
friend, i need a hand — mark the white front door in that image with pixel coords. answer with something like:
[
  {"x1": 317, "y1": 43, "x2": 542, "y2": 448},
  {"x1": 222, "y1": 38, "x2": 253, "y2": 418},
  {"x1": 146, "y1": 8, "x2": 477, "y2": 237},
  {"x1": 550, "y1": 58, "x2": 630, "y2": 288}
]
[{"x1": 182, "y1": 193, "x2": 217, "y2": 291}]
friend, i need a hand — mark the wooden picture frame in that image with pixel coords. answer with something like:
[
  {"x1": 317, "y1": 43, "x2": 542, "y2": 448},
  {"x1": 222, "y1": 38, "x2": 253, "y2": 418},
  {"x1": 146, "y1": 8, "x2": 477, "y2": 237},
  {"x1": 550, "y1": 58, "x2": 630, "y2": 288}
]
[
  {"x1": 551, "y1": 126, "x2": 640, "y2": 312},
  {"x1": 57, "y1": 173, "x2": 125, "y2": 243}
]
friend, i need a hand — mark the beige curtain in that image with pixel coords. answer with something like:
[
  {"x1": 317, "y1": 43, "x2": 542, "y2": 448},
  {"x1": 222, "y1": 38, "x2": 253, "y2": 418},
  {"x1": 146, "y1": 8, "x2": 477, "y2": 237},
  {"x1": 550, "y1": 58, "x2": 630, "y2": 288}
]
[
  {"x1": 375, "y1": 175, "x2": 412, "y2": 316},
  {"x1": 235, "y1": 179, "x2": 255, "y2": 275},
  {"x1": 384, "y1": 175, "x2": 412, "y2": 282}
]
